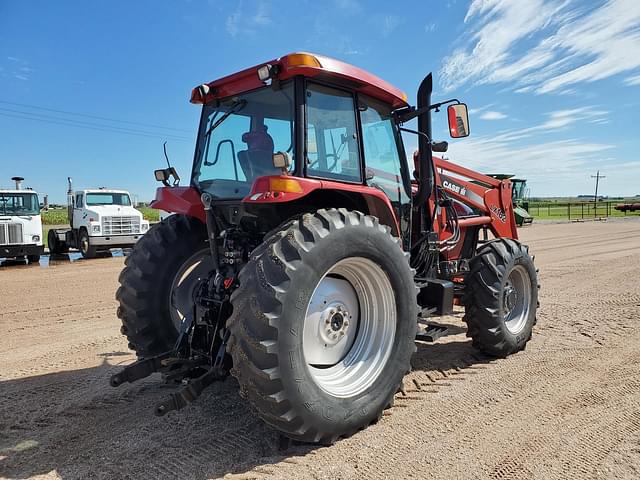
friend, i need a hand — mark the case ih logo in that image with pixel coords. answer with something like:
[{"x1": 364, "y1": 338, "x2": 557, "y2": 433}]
[
  {"x1": 490, "y1": 205, "x2": 507, "y2": 223},
  {"x1": 442, "y1": 180, "x2": 467, "y2": 196}
]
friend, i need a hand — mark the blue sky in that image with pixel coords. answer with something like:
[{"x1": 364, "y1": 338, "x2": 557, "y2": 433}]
[{"x1": 0, "y1": 0, "x2": 638, "y2": 202}]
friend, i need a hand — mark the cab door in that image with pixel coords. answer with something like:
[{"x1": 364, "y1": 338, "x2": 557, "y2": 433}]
[
  {"x1": 72, "y1": 192, "x2": 84, "y2": 230},
  {"x1": 357, "y1": 95, "x2": 412, "y2": 246}
]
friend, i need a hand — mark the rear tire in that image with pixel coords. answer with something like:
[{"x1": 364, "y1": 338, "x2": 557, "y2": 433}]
[
  {"x1": 463, "y1": 238, "x2": 538, "y2": 357},
  {"x1": 47, "y1": 230, "x2": 69, "y2": 255},
  {"x1": 116, "y1": 214, "x2": 209, "y2": 358},
  {"x1": 227, "y1": 209, "x2": 418, "y2": 444}
]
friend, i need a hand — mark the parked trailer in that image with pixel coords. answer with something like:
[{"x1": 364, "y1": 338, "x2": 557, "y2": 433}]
[
  {"x1": 48, "y1": 178, "x2": 150, "y2": 258},
  {"x1": 0, "y1": 177, "x2": 44, "y2": 263},
  {"x1": 614, "y1": 203, "x2": 640, "y2": 212}
]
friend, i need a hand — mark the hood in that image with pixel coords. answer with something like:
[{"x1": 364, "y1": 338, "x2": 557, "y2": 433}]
[{"x1": 86, "y1": 205, "x2": 142, "y2": 217}]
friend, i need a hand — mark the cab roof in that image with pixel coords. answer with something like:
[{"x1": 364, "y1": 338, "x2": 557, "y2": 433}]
[
  {"x1": 81, "y1": 189, "x2": 130, "y2": 194},
  {"x1": 0, "y1": 189, "x2": 39, "y2": 194},
  {"x1": 191, "y1": 52, "x2": 409, "y2": 109}
]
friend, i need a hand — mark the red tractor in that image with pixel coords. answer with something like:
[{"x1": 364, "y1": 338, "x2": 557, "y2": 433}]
[{"x1": 112, "y1": 53, "x2": 538, "y2": 444}]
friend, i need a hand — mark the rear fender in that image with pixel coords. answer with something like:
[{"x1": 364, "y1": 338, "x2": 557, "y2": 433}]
[
  {"x1": 243, "y1": 175, "x2": 400, "y2": 236},
  {"x1": 150, "y1": 187, "x2": 205, "y2": 223}
]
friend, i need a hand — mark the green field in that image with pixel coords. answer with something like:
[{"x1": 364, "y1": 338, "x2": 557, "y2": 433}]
[
  {"x1": 41, "y1": 207, "x2": 160, "y2": 225},
  {"x1": 527, "y1": 200, "x2": 640, "y2": 221}
]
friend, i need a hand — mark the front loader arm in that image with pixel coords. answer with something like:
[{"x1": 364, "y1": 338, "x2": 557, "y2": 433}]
[{"x1": 433, "y1": 157, "x2": 518, "y2": 240}]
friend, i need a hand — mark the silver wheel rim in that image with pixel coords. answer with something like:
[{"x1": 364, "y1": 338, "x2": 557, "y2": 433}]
[
  {"x1": 303, "y1": 257, "x2": 396, "y2": 398},
  {"x1": 503, "y1": 264, "x2": 531, "y2": 334},
  {"x1": 169, "y1": 248, "x2": 212, "y2": 331},
  {"x1": 81, "y1": 236, "x2": 89, "y2": 254}
]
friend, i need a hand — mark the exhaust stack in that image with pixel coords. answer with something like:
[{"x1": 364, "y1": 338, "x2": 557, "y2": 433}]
[
  {"x1": 11, "y1": 176, "x2": 24, "y2": 190},
  {"x1": 67, "y1": 177, "x2": 74, "y2": 227}
]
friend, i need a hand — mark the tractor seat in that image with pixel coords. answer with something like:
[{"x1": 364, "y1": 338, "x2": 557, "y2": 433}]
[
  {"x1": 238, "y1": 127, "x2": 279, "y2": 180},
  {"x1": 238, "y1": 149, "x2": 280, "y2": 180}
]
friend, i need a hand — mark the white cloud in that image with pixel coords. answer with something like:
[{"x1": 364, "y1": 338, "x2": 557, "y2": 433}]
[
  {"x1": 442, "y1": 107, "x2": 618, "y2": 195},
  {"x1": 487, "y1": 106, "x2": 608, "y2": 142},
  {"x1": 480, "y1": 110, "x2": 507, "y2": 120},
  {"x1": 447, "y1": 136, "x2": 614, "y2": 195},
  {"x1": 439, "y1": 0, "x2": 640, "y2": 94},
  {"x1": 425, "y1": 22, "x2": 437, "y2": 33},
  {"x1": 624, "y1": 74, "x2": 640, "y2": 86},
  {"x1": 3, "y1": 56, "x2": 33, "y2": 81},
  {"x1": 334, "y1": 0, "x2": 362, "y2": 13},
  {"x1": 226, "y1": 1, "x2": 272, "y2": 37},
  {"x1": 381, "y1": 15, "x2": 401, "y2": 37}
]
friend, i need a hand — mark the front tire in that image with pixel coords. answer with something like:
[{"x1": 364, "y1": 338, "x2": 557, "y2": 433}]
[
  {"x1": 463, "y1": 238, "x2": 538, "y2": 357},
  {"x1": 116, "y1": 215, "x2": 210, "y2": 358},
  {"x1": 27, "y1": 254, "x2": 40, "y2": 264},
  {"x1": 227, "y1": 209, "x2": 418, "y2": 444},
  {"x1": 79, "y1": 229, "x2": 97, "y2": 259}
]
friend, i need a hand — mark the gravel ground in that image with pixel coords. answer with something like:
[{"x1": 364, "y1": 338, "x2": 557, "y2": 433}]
[{"x1": 1, "y1": 219, "x2": 639, "y2": 479}]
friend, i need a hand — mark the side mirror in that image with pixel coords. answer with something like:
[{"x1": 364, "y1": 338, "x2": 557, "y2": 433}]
[
  {"x1": 447, "y1": 103, "x2": 470, "y2": 138},
  {"x1": 154, "y1": 167, "x2": 180, "y2": 187},
  {"x1": 272, "y1": 151, "x2": 291, "y2": 170}
]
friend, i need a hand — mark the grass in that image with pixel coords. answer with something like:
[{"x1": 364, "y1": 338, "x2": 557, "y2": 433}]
[
  {"x1": 527, "y1": 202, "x2": 640, "y2": 220},
  {"x1": 136, "y1": 206, "x2": 160, "y2": 222},
  {"x1": 41, "y1": 206, "x2": 160, "y2": 224},
  {"x1": 41, "y1": 209, "x2": 70, "y2": 226}
]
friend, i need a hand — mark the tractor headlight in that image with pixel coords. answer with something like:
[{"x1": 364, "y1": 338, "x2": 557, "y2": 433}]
[
  {"x1": 92, "y1": 225, "x2": 101, "y2": 233},
  {"x1": 141, "y1": 223, "x2": 149, "y2": 231},
  {"x1": 32, "y1": 235, "x2": 40, "y2": 242}
]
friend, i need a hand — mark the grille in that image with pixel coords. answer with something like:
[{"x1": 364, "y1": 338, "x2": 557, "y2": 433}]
[
  {"x1": 102, "y1": 216, "x2": 140, "y2": 235},
  {"x1": 0, "y1": 223, "x2": 24, "y2": 245}
]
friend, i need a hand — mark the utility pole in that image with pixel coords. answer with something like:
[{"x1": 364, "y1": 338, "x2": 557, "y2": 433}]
[{"x1": 591, "y1": 171, "x2": 605, "y2": 217}]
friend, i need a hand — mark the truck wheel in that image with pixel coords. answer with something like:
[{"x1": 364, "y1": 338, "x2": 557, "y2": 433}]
[
  {"x1": 79, "y1": 229, "x2": 97, "y2": 259},
  {"x1": 47, "y1": 230, "x2": 69, "y2": 255},
  {"x1": 227, "y1": 209, "x2": 418, "y2": 444},
  {"x1": 27, "y1": 254, "x2": 40, "y2": 264},
  {"x1": 463, "y1": 238, "x2": 538, "y2": 357},
  {"x1": 116, "y1": 215, "x2": 210, "y2": 358}
]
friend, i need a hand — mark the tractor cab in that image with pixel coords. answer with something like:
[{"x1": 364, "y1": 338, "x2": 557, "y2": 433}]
[{"x1": 154, "y1": 52, "x2": 470, "y2": 248}]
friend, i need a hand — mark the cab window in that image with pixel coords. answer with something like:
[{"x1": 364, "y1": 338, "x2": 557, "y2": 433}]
[
  {"x1": 359, "y1": 95, "x2": 409, "y2": 205},
  {"x1": 306, "y1": 83, "x2": 361, "y2": 182}
]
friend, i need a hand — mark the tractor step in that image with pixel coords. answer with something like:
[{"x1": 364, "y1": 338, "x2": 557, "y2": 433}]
[{"x1": 416, "y1": 323, "x2": 449, "y2": 342}]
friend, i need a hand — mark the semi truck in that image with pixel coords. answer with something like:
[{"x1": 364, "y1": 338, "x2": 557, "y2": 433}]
[
  {"x1": 48, "y1": 178, "x2": 150, "y2": 258},
  {"x1": 0, "y1": 177, "x2": 44, "y2": 263}
]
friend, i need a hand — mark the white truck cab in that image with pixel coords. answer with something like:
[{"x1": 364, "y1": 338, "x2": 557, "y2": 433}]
[
  {"x1": 49, "y1": 179, "x2": 149, "y2": 258},
  {"x1": 0, "y1": 177, "x2": 44, "y2": 263}
]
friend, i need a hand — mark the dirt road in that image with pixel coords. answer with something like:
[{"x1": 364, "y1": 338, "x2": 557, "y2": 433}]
[{"x1": 1, "y1": 219, "x2": 639, "y2": 479}]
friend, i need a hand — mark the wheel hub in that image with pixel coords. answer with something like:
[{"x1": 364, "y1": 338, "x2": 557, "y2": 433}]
[
  {"x1": 320, "y1": 306, "x2": 351, "y2": 346},
  {"x1": 502, "y1": 265, "x2": 532, "y2": 335},
  {"x1": 169, "y1": 249, "x2": 213, "y2": 331},
  {"x1": 303, "y1": 277, "x2": 359, "y2": 365},
  {"x1": 504, "y1": 285, "x2": 517, "y2": 315}
]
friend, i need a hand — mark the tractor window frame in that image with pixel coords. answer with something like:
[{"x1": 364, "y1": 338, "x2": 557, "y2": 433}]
[
  {"x1": 190, "y1": 79, "x2": 299, "y2": 197},
  {"x1": 303, "y1": 79, "x2": 364, "y2": 185}
]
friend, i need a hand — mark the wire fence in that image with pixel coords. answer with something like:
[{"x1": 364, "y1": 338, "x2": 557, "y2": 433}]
[{"x1": 527, "y1": 201, "x2": 640, "y2": 220}]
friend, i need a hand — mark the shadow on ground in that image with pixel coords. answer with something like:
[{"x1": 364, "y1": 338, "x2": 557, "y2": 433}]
[{"x1": 0, "y1": 329, "x2": 488, "y2": 479}]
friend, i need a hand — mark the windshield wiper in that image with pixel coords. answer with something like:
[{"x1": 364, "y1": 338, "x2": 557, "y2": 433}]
[{"x1": 203, "y1": 99, "x2": 247, "y2": 140}]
